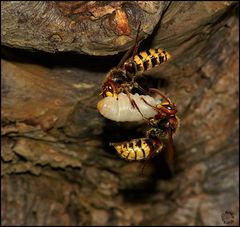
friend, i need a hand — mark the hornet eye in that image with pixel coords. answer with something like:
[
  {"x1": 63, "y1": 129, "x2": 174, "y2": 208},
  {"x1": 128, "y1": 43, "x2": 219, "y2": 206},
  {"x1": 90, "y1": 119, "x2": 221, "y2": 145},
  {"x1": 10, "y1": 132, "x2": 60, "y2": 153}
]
[{"x1": 109, "y1": 85, "x2": 113, "y2": 91}]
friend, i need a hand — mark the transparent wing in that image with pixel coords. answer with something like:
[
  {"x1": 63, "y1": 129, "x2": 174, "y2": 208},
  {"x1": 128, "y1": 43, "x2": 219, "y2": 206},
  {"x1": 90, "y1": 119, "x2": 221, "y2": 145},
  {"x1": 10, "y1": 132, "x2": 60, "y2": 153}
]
[
  {"x1": 117, "y1": 22, "x2": 143, "y2": 68},
  {"x1": 165, "y1": 129, "x2": 175, "y2": 175}
]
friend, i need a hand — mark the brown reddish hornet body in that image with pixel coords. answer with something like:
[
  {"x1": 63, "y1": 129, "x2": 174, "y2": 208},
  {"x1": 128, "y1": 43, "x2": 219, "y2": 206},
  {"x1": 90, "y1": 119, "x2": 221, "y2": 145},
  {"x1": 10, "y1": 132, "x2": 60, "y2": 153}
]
[
  {"x1": 111, "y1": 88, "x2": 179, "y2": 173},
  {"x1": 101, "y1": 48, "x2": 171, "y2": 98}
]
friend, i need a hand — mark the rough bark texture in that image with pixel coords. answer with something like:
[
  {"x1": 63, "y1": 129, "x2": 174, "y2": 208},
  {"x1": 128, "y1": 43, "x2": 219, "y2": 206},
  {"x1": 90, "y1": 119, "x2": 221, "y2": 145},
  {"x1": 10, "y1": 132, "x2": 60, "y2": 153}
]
[
  {"x1": 1, "y1": 1, "x2": 239, "y2": 226},
  {"x1": 1, "y1": 1, "x2": 168, "y2": 55}
]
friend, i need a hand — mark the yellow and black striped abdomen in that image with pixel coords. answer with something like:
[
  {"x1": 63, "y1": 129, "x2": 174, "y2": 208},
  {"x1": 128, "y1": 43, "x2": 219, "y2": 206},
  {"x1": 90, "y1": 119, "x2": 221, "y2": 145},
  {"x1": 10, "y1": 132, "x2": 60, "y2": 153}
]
[
  {"x1": 129, "y1": 48, "x2": 171, "y2": 74},
  {"x1": 111, "y1": 138, "x2": 163, "y2": 161}
]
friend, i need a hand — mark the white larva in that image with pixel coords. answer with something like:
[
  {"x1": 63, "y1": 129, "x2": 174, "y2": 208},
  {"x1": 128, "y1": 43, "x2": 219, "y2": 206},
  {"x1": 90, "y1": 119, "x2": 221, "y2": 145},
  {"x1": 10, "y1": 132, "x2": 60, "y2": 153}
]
[{"x1": 97, "y1": 93, "x2": 161, "y2": 122}]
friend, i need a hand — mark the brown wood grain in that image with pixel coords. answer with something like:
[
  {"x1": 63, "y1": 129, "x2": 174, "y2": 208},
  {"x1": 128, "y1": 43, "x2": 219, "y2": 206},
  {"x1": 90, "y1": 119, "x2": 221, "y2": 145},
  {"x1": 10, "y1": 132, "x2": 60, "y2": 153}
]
[{"x1": 1, "y1": 1, "x2": 239, "y2": 226}]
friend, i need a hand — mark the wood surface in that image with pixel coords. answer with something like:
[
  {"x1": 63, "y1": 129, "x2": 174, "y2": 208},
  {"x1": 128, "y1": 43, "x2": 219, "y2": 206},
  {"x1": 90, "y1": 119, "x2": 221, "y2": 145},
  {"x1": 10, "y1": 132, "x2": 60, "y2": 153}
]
[{"x1": 1, "y1": 1, "x2": 239, "y2": 226}]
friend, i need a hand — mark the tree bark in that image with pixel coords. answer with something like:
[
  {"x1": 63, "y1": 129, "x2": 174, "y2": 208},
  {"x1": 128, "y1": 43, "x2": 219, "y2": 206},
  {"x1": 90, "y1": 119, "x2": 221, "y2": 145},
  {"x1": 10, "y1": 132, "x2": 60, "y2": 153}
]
[
  {"x1": 1, "y1": 1, "x2": 239, "y2": 226},
  {"x1": 1, "y1": 1, "x2": 168, "y2": 55}
]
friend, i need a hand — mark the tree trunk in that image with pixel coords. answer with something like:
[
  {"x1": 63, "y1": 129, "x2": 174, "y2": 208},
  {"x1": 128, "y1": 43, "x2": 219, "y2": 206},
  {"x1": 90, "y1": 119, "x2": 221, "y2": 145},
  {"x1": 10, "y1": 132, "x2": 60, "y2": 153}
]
[
  {"x1": 1, "y1": 1, "x2": 239, "y2": 226},
  {"x1": 1, "y1": 1, "x2": 168, "y2": 55}
]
